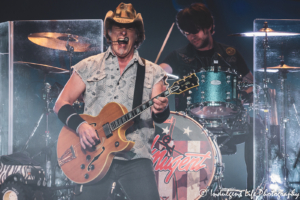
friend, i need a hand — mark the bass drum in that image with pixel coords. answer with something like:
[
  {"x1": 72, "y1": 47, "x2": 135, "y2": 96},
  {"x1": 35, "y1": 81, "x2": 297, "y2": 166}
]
[{"x1": 152, "y1": 112, "x2": 222, "y2": 200}]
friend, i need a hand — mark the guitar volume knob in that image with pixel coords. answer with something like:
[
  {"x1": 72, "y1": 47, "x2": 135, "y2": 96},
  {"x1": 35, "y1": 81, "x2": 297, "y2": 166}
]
[
  {"x1": 115, "y1": 141, "x2": 119, "y2": 147},
  {"x1": 84, "y1": 174, "x2": 89, "y2": 179},
  {"x1": 86, "y1": 155, "x2": 91, "y2": 161}
]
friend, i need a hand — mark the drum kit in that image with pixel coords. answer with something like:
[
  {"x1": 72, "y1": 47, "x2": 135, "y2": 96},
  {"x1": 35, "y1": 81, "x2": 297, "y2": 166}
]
[{"x1": 152, "y1": 21, "x2": 300, "y2": 200}]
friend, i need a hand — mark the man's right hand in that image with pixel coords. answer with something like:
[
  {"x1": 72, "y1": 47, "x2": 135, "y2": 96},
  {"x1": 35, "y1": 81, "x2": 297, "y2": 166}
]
[{"x1": 77, "y1": 123, "x2": 100, "y2": 149}]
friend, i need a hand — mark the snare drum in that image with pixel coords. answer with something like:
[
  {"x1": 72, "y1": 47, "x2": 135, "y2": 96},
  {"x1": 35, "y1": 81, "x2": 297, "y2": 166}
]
[
  {"x1": 153, "y1": 112, "x2": 222, "y2": 200},
  {"x1": 188, "y1": 68, "x2": 242, "y2": 119}
]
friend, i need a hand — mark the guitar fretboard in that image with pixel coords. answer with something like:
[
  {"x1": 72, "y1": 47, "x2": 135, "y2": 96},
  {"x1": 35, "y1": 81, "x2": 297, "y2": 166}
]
[{"x1": 110, "y1": 88, "x2": 172, "y2": 131}]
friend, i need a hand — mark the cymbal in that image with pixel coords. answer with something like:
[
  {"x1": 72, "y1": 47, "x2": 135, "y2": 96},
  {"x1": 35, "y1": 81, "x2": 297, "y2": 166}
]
[
  {"x1": 28, "y1": 32, "x2": 93, "y2": 52},
  {"x1": 257, "y1": 64, "x2": 300, "y2": 73},
  {"x1": 14, "y1": 61, "x2": 69, "y2": 74},
  {"x1": 229, "y1": 27, "x2": 300, "y2": 37}
]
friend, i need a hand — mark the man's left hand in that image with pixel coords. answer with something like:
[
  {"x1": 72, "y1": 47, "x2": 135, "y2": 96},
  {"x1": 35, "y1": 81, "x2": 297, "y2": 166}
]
[{"x1": 152, "y1": 96, "x2": 169, "y2": 114}]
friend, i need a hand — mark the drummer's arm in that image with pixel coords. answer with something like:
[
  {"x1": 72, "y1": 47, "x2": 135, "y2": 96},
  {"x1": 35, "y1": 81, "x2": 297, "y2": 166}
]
[
  {"x1": 242, "y1": 71, "x2": 253, "y2": 94},
  {"x1": 159, "y1": 63, "x2": 173, "y2": 74}
]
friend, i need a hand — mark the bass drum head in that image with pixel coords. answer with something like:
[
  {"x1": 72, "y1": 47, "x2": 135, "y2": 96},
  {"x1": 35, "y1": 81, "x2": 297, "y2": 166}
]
[{"x1": 152, "y1": 111, "x2": 220, "y2": 200}]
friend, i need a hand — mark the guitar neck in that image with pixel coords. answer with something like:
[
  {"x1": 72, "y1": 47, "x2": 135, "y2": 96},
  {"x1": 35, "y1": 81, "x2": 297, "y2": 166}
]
[{"x1": 110, "y1": 85, "x2": 179, "y2": 131}]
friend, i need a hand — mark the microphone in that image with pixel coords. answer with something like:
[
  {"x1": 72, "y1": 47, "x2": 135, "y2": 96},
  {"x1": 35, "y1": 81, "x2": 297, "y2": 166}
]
[{"x1": 112, "y1": 37, "x2": 129, "y2": 44}]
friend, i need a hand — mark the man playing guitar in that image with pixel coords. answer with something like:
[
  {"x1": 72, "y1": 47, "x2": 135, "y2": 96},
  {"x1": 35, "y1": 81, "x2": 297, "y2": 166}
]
[{"x1": 54, "y1": 3, "x2": 169, "y2": 199}]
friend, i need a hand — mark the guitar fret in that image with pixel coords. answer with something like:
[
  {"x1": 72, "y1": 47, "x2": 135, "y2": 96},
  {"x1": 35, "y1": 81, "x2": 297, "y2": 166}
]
[
  {"x1": 142, "y1": 104, "x2": 147, "y2": 110},
  {"x1": 136, "y1": 107, "x2": 140, "y2": 114},
  {"x1": 128, "y1": 112, "x2": 133, "y2": 119},
  {"x1": 111, "y1": 122, "x2": 115, "y2": 129},
  {"x1": 149, "y1": 100, "x2": 153, "y2": 106}
]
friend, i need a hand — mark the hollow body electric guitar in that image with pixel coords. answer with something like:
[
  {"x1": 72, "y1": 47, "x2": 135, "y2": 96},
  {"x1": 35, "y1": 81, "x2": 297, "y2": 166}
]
[{"x1": 57, "y1": 73, "x2": 199, "y2": 184}]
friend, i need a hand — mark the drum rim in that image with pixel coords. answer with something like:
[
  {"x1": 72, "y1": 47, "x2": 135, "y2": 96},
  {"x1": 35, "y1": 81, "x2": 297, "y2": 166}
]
[
  {"x1": 195, "y1": 68, "x2": 238, "y2": 74},
  {"x1": 187, "y1": 102, "x2": 241, "y2": 119},
  {"x1": 164, "y1": 111, "x2": 218, "y2": 195}
]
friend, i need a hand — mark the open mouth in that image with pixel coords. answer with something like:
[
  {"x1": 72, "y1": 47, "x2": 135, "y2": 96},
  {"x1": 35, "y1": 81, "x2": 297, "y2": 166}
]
[{"x1": 118, "y1": 37, "x2": 129, "y2": 44}]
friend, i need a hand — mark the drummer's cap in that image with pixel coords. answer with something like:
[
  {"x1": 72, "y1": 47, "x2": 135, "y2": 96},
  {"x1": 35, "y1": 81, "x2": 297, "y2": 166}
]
[
  {"x1": 176, "y1": 3, "x2": 214, "y2": 35},
  {"x1": 104, "y1": 2, "x2": 145, "y2": 48}
]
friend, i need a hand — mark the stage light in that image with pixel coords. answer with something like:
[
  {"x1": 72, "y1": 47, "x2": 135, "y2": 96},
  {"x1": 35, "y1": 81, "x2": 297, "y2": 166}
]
[
  {"x1": 269, "y1": 184, "x2": 280, "y2": 191},
  {"x1": 270, "y1": 174, "x2": 282, "y2": 184}
]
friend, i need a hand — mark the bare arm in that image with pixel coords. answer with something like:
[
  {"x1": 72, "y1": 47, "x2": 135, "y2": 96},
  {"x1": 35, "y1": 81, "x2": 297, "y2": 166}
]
[
  {"x1": 159, "y1": 63, "x2": 173, "y2": 74},
  {"x1": 242, "y1": 71, "x2": 253, "y2": 94},
  {"x1": 53, "y1": 72, "x2": 86, "y2": 114},
  {"x1": 54, "y1": 71, "x2": 99, "y2": 149}
]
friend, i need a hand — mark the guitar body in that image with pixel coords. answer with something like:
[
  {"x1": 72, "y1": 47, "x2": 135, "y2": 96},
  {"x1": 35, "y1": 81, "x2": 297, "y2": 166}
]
[{"x1": 57, "y1": 102, "x2": 134, "y2": 184}]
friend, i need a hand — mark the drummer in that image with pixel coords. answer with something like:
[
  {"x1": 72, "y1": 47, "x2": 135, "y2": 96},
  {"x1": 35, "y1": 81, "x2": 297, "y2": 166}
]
[{"x1": 159, "y1": 3, "x2": 254, "y2": 190}]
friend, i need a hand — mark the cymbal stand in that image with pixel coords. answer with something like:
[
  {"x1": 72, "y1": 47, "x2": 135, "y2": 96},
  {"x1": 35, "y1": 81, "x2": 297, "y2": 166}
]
[
  {"x1": 260, "y1": 22, "x2": 272, "y2": 197},
  {"x1": 288, "y1": 88, "x2": 300, "y2": 127},
  {"x1": 278, "y1": 69, "x2": 289, "y2": 189},
  {"x1": 43, "y1": 81, "x2": 53, "y2": 187},
  {"x1": 66, "y1": 33, "x2": 74, "y2": 76},
  {"x1": 22, "y1": 113, "x2": 44, "y2": 151}
]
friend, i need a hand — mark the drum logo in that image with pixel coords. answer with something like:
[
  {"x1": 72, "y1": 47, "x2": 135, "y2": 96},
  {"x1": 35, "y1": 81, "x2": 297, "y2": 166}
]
[
  {"x1": 151, "y1": 135, "x2": 212, "y2": 183},
  {"x1": 211, "y1": 80, "x2": 221, "y2": 85}
]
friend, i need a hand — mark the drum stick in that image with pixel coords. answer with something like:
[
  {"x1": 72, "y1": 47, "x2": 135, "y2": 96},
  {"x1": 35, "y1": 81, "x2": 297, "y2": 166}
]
[{"x1": 154, "y1": 23, "x2": 175, "y2": 64}]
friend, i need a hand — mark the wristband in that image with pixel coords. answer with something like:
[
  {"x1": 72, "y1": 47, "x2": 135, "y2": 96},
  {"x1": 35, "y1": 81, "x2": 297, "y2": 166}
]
[
  {"x1": 152, "y1": 106, "x2": 170, "y2": 124},
  {"x1": 57, "y1": 104, "x2": 86, "y2": 132}
]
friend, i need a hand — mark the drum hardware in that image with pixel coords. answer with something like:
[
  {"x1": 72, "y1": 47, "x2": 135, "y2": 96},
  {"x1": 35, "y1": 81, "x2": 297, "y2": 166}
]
[
  {"x1": 228, "y1": 27, "x2": 300, "y2": 37},
  {"x1": 28, "y1": 32, "x2": 95, "y2": 52},
  {"x1": 188, "y1": 68, "x2": 242, "y2": 119},
  {"x1": 17, "y1": 70, "x2": 62, "y2": 188},
  {"x1": 14, "y1": 61, "x2": 69, "y2": 74},
  {"x1": 257, "y1": 64, "x2": 300, "y2": 73},
  {"x1": 290, "y1": 96, "x2": 300, "y2": 127},
  {"x1": 253, "y1": 22, "x2": 300, "y2": 193}
]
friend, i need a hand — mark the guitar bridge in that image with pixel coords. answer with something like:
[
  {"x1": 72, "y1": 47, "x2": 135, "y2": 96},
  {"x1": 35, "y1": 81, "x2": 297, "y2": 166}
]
[{"x1": 58, "y1": 145, "x2": 76, "y2": 167}]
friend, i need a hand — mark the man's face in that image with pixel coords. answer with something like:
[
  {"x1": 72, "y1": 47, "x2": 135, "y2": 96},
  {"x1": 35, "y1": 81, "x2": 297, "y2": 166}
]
[
  {"x1": 109, "y1": 23, "x2": 137, "y2": 58},
  {"x1": 185, "y1": 27, "x2": 212, "y2": 50}
]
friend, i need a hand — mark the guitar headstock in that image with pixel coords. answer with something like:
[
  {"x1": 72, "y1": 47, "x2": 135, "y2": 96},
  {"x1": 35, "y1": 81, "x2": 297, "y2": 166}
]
[{"x1": 169, "y1": 73, "x2": 199, "y2": 95}]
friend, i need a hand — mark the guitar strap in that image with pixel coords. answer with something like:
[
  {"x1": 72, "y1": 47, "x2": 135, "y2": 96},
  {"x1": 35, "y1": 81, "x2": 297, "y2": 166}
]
[{"x1": 132, "y1": 58, "x2": 146, "y2": 123}]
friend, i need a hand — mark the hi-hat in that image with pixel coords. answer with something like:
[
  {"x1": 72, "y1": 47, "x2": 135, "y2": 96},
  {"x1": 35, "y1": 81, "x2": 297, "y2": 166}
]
[
  {"x1": 28, "y1": 32, "x2": 93, "y2": 52},
  {"x1": 257, "y1": 64, "x2": 300, "y2": 73},
  {"x1": 229, "y1": 27, "x2": 300, "y2": 37},
  {"x1": 14, "y1": 61, "x2": 69, "y2": 74}
]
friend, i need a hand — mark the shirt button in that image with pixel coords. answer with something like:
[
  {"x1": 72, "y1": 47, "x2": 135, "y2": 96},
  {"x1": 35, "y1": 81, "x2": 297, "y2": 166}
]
[
  {"x1": 117, "y1": 82, "x2": 119, "y2": 86},
  {"x1": 114, "y1": 96, "x2": 117, "y2": 99},
  {"x1": 117, "y1": 68, "x2": 119, "y2": 70}
]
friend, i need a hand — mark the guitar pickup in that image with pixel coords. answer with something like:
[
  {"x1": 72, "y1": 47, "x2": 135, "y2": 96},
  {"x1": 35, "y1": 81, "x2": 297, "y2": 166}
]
[{"x1": 102, "y1": 123, "x2": 112, "y2": 138}]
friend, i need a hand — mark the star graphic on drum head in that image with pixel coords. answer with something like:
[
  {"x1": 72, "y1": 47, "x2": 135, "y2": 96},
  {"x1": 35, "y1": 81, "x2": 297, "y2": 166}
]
[
  {"x1": 162, "y1": 126, "x2": 170, "y2": 134},
  {"x1": 183, "y1": 127, "x2": 192, "y2": 136}
]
